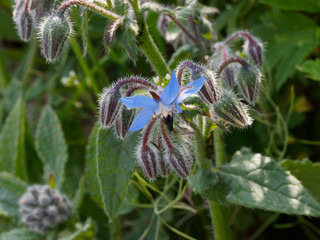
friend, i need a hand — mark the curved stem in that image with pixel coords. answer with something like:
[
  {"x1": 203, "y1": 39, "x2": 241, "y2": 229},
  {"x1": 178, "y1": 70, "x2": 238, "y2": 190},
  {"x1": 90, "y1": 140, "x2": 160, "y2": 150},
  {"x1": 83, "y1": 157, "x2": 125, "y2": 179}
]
[
  {"x1": 216, "y1": 57, "x2": 248, "y2": 77},
  {"x1": 57, "y1": 0, "x2": 120, "y2": 20}
]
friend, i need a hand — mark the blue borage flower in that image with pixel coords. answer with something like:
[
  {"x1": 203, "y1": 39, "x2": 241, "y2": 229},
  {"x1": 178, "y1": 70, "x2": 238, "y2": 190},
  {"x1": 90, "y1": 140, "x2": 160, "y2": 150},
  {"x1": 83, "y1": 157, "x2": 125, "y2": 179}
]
[{"x1": 120, "y1": 71, "x2": 205, "y2": 133}]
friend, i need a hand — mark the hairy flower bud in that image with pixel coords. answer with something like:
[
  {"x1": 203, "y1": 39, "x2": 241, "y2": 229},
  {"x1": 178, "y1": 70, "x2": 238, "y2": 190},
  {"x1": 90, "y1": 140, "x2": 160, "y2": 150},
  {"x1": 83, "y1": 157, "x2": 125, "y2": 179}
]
[
  {"x1": 13, "y1": 2, "x2": 34, "y2": 41},
  {"x1": 139, "y1": 144, "x2": 158, "y2": 179},
  {"x1": 168, "y1": 147, "x2": 192, "y2": 178},
  {"x1": 237, "y1": 62, "x2": 261, "y2": 105},
  {"x1": 30, "y1": 0, "x2": 44, "y2": 10},
  {"x1": 213, "y1": 90, "x2": 252, "y2": 127},
  {"x1": 243, "y1": 36, "x2": 264, "y2": 67},
  {"x1": 19, "y1": 185, "x2": 71, "y2": 234},
  {"x1": 40, "y1": 14, "x2": 72, "y2": 62},
  {"x1": 115, "y1": 107, "x2": 135, "y2": 139},
  {"x1": 104, "y1": 18, "x2": 122, "y2": 50},
  {"x1": 99, "y1": 87, "x2": 121, "y2": 127}
]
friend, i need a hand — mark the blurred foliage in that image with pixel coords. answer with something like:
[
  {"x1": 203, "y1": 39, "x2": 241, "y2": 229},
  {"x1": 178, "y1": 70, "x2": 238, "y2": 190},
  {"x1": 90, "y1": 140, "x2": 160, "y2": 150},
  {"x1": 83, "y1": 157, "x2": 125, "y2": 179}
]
[{"x1": 1, "y1": 0, "x2": 320, "y2": 239}]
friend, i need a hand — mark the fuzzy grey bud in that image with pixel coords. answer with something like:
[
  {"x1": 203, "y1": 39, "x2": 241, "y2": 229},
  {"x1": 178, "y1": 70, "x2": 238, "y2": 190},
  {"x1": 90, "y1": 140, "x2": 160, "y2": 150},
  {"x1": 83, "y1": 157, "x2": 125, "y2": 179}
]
[
  {"x1": 213, "y1": 90, "x2": 252, "y2": 128},
  {"x1": 104, "y1": 18, "x2": 122, "y2": 50},
  {"x1": 168, "y1": 147, "x2": 192, "y2": 178},
  {"x1": 99, "y1": 87, "x2": 122, "y2": 127},
  {"x1": 237, "y1": 62, "x2": 261, "y2": 105},
  {"x1": 243, "y1": 36, "x2": 264, "y2": 67},
  {"x1": 19, "y1": 184, "x2": 71, "y2": 234},
  {"x1": 40, "y1": 14, "x2": 72, "y2": 62}
]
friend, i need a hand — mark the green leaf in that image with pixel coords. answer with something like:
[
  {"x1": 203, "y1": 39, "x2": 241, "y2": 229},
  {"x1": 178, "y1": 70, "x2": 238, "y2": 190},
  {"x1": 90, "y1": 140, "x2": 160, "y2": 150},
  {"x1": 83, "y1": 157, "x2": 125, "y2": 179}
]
[
  {"x1": 0, "y1": 228, "x2": 43, "y2": 240},
  {"x1": 35, "y1": 105, "x2": 68, "y2": 189},
  {"x1": 281, "y1": 159, "x2": 320, "y2": 202},
  {"x1": 58, "y1": 218, "x2": 94, "y2": 240},
  {"x1": 72, "y1": 176, "x2": 85, "y2": 216},
  {"x1": 253, "y1": 12, "x2": 320, "y2": 90},
  {"x1": 0, "y1": 97, "x2": 27, "y2": 180},
  {"x1": 297, "y1": 59, "x2": 320, "y2": 81},
  {"x1": 189, "y1": 168, "x2": 226, "y2": 203},
  {"x1": 117, "y1": 17, "x2": 137, "y2": 62},
  {"x1": 0, "y1": 172, "x2": 27, "y2": 216},
  {"x1": 219, "y1": 148, "x2": 320, "y2": 216},
  {"x1": 117, "y1": 184, "x2": 139, "y2": 216},
  {"x1": 175, "y1": 0, "x2": 197, "y2": 20},
  {"x1": 96, "y1": 127, "x2": 138, "y2": 220},
  {"x1": 0, "y1": 172, "x2": 27, "y2": 196},
  {"x1": 85, "y1": 123, "x2": 103, "y2": 208},
  {"x1": 259, "y1": 0, "x2": 320, "y2": 13}
]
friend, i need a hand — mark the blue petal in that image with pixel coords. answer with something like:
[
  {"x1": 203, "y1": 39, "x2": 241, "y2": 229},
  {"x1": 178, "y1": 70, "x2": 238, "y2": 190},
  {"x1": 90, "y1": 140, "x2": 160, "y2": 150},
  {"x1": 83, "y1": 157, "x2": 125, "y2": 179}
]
[
  {"x1": 176, "y1": 76, "x2": 205, "y2": 104},
  {"x1": 160, "y1": 71, "x2": 181, "y2": 105},
  {"x1": 129, "y1": 108, "x2": 154, "y2": 131},
  {"x1": 120, "y1": 96, "x2": 158, "y2": 110},
  {"x1": 174, "y1": 103, "x2": 182, "y2": 113}
]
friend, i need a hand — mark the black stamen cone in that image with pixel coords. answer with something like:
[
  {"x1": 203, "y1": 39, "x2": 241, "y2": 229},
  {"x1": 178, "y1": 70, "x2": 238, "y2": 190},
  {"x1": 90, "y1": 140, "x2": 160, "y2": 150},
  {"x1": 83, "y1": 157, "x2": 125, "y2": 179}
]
[{"x1": 162, "y1": 114, "x2": 174, "y2": 133}]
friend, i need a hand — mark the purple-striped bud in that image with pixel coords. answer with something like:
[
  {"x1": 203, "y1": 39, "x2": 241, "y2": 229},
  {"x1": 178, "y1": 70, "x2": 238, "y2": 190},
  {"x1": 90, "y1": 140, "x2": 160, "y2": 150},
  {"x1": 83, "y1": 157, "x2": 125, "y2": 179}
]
[
  {"x1": 13, "y1": 2, "x2": 34, "y2": 41},
  {"x1": 114, "y1": 107, "x2": 135, "y2": 139},
  {"x1": 39, "y1": 14, "x2": 72, "y2": 62},
  {"x1": 139, "y1": 144, "x2": 158, "y2": 179},
  {"x1": 168, "y1": 147, "x2": 192, "y2": 178},
  {"x1": 30, "y1": 0, "x2": 44, "y2": 10},
  {"x1": 237, "y1": 62, "x2": 261, "y2": 105},
  {"x1": 243, "y1": 35, "x2": 264, "y2": 68},
  {"x1": 213, "y1": 90, "x2": 252, "y2": 128},
  {"x1": 209, "y1": 42, "x2": 238, "y2": 88},
  {"x1": 99, "y1": 87, "x2": 121, "y2": 127},
  {"x1": 157, "y1": 136, "x2": 170, "y2": 177}
]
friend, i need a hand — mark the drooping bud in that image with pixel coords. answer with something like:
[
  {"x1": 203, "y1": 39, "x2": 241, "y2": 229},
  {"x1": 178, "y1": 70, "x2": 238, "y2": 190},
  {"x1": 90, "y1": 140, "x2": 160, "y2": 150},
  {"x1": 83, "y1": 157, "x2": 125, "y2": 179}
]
[
  {"x1": 13, "y1": 0, "x2": 34, "y2": 42},
  {"x1": 225, "y1": 31, "x2": 264, "y2": 67},
  {"x1": 213, "y1": 89, "x2": 252, "y2": 128},
  {"x1": 237, "y1": 61, "x2": 261, "y2": 105},
  {"x1": 30, "y1": 0, "x2": 44, "y2": 10},
  {"x1": 99, "y1": 87, "x2": 121, "y2": 127},
  {"x1": 168, "y1": 147, "x2": 192, "y2": 178},
  {"x1": 208, "y1": 42, "x2": 238, "y2": 88},
  {"x1": 39, "y1": 14, "x2": 72, "y2": 62},
  {"x1": 19, "y1": 185, "x2": 71, "y2": 234},
  {"x1": 157, "y1": 136, "x2": 170, "y2": 177},
  {"x1": 243, "y1": 35, "x2": 264, "y2": 67},
  {"x1": 139, "y1": 144, "x2": 158, "y2": 179},
  {"x1": 114, "y1": 107, "x2": 135, "y2": 139}
]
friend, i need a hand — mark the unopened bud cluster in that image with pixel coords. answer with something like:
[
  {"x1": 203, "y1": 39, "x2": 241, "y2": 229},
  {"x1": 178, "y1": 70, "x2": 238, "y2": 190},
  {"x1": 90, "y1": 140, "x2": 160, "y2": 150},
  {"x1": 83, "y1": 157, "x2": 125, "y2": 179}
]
[{"x1": 19, "y1": 185, "x2": 71, "y2": 234}]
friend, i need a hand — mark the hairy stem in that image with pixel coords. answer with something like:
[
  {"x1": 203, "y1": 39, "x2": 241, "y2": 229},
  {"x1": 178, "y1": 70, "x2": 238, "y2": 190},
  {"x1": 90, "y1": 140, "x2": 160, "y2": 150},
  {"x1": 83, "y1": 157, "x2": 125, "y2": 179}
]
[
  {"x1": 210, "y1": 128, "x2": 230, "y2": 240},
  {"x1": 129, "y1": 0, "x2": 170, "y2": 79},
  {"x1": 57, "y1": 0, "x2": 119, "y2": 20},
  {"x1": 216, "y1": 57, "x2": 248, "y2": 78}
]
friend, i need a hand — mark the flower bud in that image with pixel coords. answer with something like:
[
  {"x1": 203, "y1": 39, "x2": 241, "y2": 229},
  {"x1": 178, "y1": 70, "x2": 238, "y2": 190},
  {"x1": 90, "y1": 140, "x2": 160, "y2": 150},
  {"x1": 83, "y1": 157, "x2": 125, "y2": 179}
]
[
  {"x1": 139, "y1": 144, "x2": 158, "y2": 179},
  {"x1": 30, "y1": 0, "x2": 44, "y2": 10},
  {"x1": 99, "y1": 87, "x2": 121, "y2": 127},
  {"x1": 237, "y1": 62, "x2": 261, "y2": 105},
  {"x1": 168, "y1": 147, "x2": 192, "y2": 178},
  {"x1": 115, "y1": 107, "x2": 135, "y2": 139},
  {"x1": 39, "y1": 14, "x2": 72, "y2": 62},
  {"x1": 13, "y1": 7, "x2": 34, "y2": 41},
  {"x1": 19, "y1": 184, "x2": 71, "y2": 234},
  {"x1": 243, "y1": 36, "x2": 264, "y2": 67},
  {"x1": 213, "y1": 90, "x2": 252, "y2": 127},
  {"x1": 157, "y1": 136, "x2": 170, "y2": 177}
]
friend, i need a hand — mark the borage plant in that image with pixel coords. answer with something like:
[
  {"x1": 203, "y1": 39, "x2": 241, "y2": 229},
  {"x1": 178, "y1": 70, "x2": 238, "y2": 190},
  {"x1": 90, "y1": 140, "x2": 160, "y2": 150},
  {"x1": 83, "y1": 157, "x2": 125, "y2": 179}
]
[{"x1": 2, "y1": 0, "x2": 320, "y2": 239}]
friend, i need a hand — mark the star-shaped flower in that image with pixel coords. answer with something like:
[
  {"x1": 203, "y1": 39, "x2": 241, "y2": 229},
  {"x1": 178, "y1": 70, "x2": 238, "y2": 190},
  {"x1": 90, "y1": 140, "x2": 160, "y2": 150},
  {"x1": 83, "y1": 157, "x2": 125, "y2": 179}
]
[{"x1": 120, "y1": 71, "x2": 205, "y2": 132}]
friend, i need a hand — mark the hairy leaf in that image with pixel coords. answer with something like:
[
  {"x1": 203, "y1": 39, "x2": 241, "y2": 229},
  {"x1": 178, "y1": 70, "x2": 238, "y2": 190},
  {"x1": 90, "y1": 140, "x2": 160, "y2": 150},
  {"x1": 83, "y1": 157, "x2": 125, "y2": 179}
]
[
  {"x1": 253, "y1": 12, "x2": 320, "y2": 89},
  {"x1": 58, "y1": 218, "x2": 94, "y2": 240},
  {"x1": 297, "y1": 59, "x2": 320, "y2": 81},
  {"x1": 219, "y1": 149, "x2": 320, "y2": 216},
  {"x1": 281, "y1": 159, "x2": 320, "y2": 202},
  {"x1": 96, "y1": 127, "x2": 138, "y2": 220},
  {"x1": 35, "y1": 105, "x2": 68, "y2": 189},
  {"x1": 0, "y1": 172, "x2": 27, "y2": 216},
  {"x1": 0, "y1": 97, "x2": 26, "y2": 180}
]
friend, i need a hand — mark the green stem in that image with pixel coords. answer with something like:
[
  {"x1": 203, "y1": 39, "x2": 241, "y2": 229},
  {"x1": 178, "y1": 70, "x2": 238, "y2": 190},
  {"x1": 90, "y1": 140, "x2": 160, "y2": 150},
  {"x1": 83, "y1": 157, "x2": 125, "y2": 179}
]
[
  {"x1": 209, "y1": 128, "x2": 230, "y2": 240},
  {"x1": 110, "y1": 217, "x2": 121, "y2": 240},
  {"x1": 0, "y1": 41, "x2": 10, "y2": 90},
  {"x1": 22, "y1": 37, "x2": 37, "y2": 88},
  {"x1": 129, "y1": 0, "x2": 170, "y2": 79}
]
